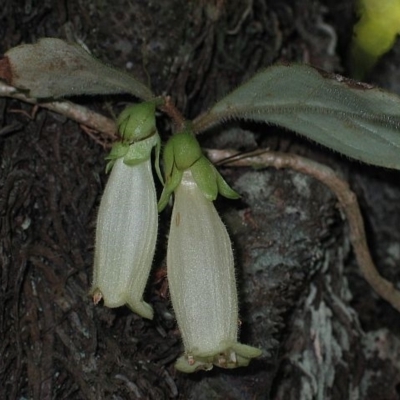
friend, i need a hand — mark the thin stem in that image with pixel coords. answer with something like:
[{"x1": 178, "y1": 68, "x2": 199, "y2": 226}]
[
  {"x1": 0, "y1": 81, "x2": 187, "y2": 137},
  {"x1": 0, "y1": 81, "x2": 117, "y2": 139},
  {"x1": 159, "y1": 96, "x2": 186, "y2": 131},
  {"x1": 206, "y1": 148, "x2": 400, "y2": 313}
]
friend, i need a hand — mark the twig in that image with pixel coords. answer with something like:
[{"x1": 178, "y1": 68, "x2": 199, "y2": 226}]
[
  {"x1": 159, "y1": 95, "x2": 186, "y2": 130},
  {"x1": 226, "y1": 0, "x2": 253, "y2": 35},
  {"x1": 114, "y1": 374, "x2": 143, "y2": 398},
  {"x1": 0, "y1": 81, "x2": 117, "y2": 139},
  {"x1": 206, "y1": 148, "x2": 400, "y2": 313}
]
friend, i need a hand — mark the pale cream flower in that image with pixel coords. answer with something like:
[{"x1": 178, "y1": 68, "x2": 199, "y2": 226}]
[
  {"x1": 91, "y1": 157, "x2": 157, "y2": 319},
  {"x1": 167, "y1": 170, "x2": 262, "y2": 372}
]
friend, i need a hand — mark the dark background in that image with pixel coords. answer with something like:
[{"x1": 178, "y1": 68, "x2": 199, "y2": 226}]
[{"x1": 2, "y1": 1, "x2": 400, "y2": 399}]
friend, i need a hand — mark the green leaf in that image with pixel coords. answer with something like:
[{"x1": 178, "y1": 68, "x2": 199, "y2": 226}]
[
  {"x1": 193, "y1": 64, "x2": 400, "y2": 170},
  {"x1": 1, "y1": 38, "x2": 154, "y2": 100}
]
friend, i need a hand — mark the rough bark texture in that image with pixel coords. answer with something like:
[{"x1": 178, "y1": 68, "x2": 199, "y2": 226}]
[{"x1": 1, "y1": 1, "x2": 400, "y2": 399}]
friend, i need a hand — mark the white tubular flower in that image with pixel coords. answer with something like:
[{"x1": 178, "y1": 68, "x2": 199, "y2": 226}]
[
  {"x1": 167, "y1": 168, "x2": 262, "y2": 372},
  {"x1": 91, "y1": 102, "x2": 159, "y2": 320},
  {"x1": 92, "y1": 157, "x2": 157, "y2": 319}
]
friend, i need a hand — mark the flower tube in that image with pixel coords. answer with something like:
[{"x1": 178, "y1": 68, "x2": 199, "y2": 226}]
[
  {"x1": 162, "y1": 131, "x2": 262, "y2": 372},
  {"x1": 91, "y1": 102, "x2": 159, "y2": 319}
]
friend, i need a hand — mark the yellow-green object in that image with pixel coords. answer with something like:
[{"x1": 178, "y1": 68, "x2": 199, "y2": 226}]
[{"x1": 350, "y1": 0, "x2": 400, "y2": 79}]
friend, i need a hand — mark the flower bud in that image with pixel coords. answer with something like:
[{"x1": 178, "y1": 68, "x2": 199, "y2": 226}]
[{"x1": 167, "y1": 170, "x2": 262, "y2": 372}]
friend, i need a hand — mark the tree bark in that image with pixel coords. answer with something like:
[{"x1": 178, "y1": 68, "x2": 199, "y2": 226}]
[{"x1": 2, "y1": 0, "x2": 400, "y2": 399}]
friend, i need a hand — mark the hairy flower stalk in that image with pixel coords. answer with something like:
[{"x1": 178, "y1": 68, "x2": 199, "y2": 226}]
[
  {"x1": 91, "y1": 102, "x2": 159, "y2": 319},
  {"x1": 161, "y1": 131, "x2": 262, "y2": 372}
]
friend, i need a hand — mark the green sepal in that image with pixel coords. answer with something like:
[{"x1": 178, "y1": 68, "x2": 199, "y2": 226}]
[
  {"x1": 162, "y1": 137, "x2": 175, "y2": 179},
  {"x1": 216, "y1": 171, "x2": 241, "y2": 199},
  {"x1": 105, "y1": 142, "x2": 130, "y2": 173},
  {"x1": 170, "y1": 131, "x2": 203, "y2": 170},
  {"x1": 158, "y1": 166, "x2": 183, "y2": 212},
  {"x1": 105, "y1": 160, "x2": 115, "y2": 174},
  {"x1": 154, "y1": 135, "x2": 164, "y2": 185},
  {"x1": 231, "y1": 342, "x2": 263, "y2": 361},
  {"x1": 175, "y1": 356, "x2": 213, "y2": 373},
  {"x1": 190, "y1": 157, "x2": 218, "y2": 201},
  {"x1": 190, "y1": 156, "x2": 240, "y2": 201},
  {"x1": 105, "y1": 142, "x2": 130, "y2": 161},
  {"x1": 123, "y1": 134, "x2": 159, "y2": 166},
  {"x1": 117, "y1": 102, "x2": 156, "y2": 142}
]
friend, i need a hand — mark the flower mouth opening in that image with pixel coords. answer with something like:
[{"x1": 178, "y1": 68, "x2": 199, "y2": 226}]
[{"x1": 175, "y1": 342, "x2": 262, "y2": 373}]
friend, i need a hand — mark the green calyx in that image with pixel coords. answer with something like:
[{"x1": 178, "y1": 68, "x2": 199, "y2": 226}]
[
  {"x1": 168, "y1": 131, "x2": 203, "y2": 170},
  {"x1": 158, "y1": 131, "x2": 240, "y2": 211},
  {"x1": 117, "y1": 102, "x2": 157, "y2": 142},
  {"x1": 105, "y1": 134, "x2": 160, "y2": 173},
  {"x1": 105, "y1": 102, "x2": 162, "y2": 181}
]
